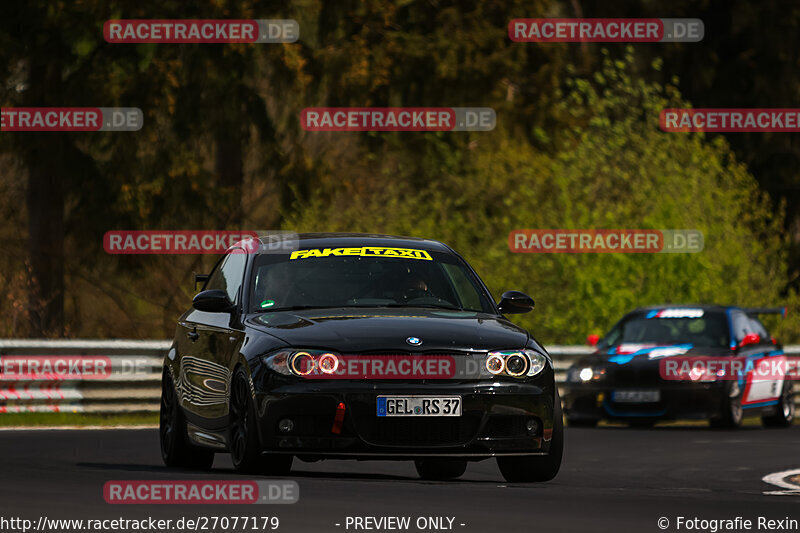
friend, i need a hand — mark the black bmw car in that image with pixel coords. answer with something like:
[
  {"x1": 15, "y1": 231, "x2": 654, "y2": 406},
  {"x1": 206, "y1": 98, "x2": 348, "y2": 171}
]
[
  {"x1": 563, "y1": 305, "x2": 792, "y2": 428},
  {"x1": 160, "y1": 233, "x2": 561, "y2": 482}
]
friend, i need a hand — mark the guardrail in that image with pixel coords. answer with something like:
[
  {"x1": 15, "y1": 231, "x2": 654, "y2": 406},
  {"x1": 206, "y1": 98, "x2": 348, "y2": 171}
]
[
  {"x1": 0, "y1": 340, "x2": 168, "y2": 413},
  {"x1": 0, "y1": 340, "x2": 798, "y2": 414}
]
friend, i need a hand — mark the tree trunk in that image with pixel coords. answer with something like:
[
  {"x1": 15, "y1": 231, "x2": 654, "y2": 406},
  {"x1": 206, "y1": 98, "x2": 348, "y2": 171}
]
[{"x1": 24, "y1": 60, "x2": 65, "y2": 337}]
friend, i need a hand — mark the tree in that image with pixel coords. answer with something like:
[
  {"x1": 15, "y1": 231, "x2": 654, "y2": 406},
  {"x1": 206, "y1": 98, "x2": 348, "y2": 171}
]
[{"x1": 287, "y1": 51, "x2": 800, "y2": 343}]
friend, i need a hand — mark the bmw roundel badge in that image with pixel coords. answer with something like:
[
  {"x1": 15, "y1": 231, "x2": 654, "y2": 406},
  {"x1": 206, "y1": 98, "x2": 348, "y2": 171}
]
[{"x1": 406, "y1": 336, "x2": 422, "y2": 346}]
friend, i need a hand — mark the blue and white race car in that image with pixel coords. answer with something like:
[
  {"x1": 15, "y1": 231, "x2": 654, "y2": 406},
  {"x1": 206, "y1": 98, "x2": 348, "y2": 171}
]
[{"x1": 563, "y1": 305, "x2": 792, "y2": 428}]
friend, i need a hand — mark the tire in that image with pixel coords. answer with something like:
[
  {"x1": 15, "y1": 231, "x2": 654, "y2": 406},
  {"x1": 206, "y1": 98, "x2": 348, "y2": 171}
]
[
  {"x1": 709, "y1": 380, "x2": 744, "y2": 429},
  {"x1": 566, "y1": 418, "x2": 598, "y2": 428},
  {"x1": 497, "y1": 394, "x2": 563, "y2": 482},
  {"x1": 160, "y1": 369, "x2": 215, "y2": 469},
  {"x1": 414, "y1": 459, "x2": 468, "y2": 480},
  {"x1": 762, "y1": 380, "x2": 795, "y2": 428},
  {"x1": 229, "y1": 368, "x2": 293, "y2": 475}
]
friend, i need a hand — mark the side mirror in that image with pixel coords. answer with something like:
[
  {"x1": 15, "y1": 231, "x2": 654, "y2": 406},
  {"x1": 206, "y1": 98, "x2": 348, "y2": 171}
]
[
  {"x1": 192, "y1": 289, "x2": 234, "y2": 313},
  {"x1": 739, "y1": 332, "x2": 761, "y2": 347},
  {"x1": 587, "y1": 334, "x2": 600, "y2": 347},
  {"x1": 497, "y1": 291, "x2": 535, "y2": 314}
]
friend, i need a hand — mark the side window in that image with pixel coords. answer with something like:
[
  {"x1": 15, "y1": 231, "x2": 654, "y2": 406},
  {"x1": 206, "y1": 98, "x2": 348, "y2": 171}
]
[
  {"x1": 599, "y1": 323, "x2": 623, "y2": 349},
  {"x1": 441, "y1": 263, "x2": 482, "y2": 311},
  {"x1": 749, "y1": 317, "x2": 769, "y2": 343},
  {"x1": 205, "y1": 250, "x2": 247, "y2": 304},
  {"x1": 730, "y1": 311, "x2": 751, "y2": 343}
]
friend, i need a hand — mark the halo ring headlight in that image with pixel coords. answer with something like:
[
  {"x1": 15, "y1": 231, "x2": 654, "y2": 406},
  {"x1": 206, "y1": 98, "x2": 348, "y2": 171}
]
[
  {"x1": 486, "y1": 354, "x2": 505, "y2": 375},
  {"x1": 318, "y1": 353, "x2": 340, "y2": 374},
  {"x1": 505, "y1": 353, "x2": 529, "y2": 377},
  {"x1": 290, "y1": 351, "x2": 316, "y2": 376}
]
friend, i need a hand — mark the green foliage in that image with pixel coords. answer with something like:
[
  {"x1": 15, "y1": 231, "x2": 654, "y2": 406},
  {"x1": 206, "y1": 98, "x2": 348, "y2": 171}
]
[
  {"x1": 287, "y1": 51, "x2": 800, "y2": 344},
  {"x1": 1, "y1": 2, "x2": 798, "y2": 342}
]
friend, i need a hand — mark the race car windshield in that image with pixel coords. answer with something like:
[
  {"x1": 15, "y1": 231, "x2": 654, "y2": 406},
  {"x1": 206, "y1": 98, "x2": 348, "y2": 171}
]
[
  {"x1": 599, "y1": 311, "x2": 730, "y2": 349},
  {"x1": 249, "y1": 249, "x2": 496, "y2": 314}
]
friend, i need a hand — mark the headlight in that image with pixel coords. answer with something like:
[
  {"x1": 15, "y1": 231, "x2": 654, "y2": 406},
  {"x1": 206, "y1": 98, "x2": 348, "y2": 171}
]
[
  {"x1": 290, "y1": 351, "x2": 316, "y2": 376},
  {"x1": 485, "y1": 349, "x2": 548, "y2": 378},
  {"x1": 264, "y1": 349, "x2": 341, "y2": 377},
  {"x1": 486, "y1": 354, "x2": 505, "y2": 375},
  {"x1": 568, "y1": 366, "x2": 606, "y2": 383},
  {"x1": 505, "y1": 354, "x2": 528, "y2": 376},
  {"x1": 688, "y1": 365, "x2": 719, "y2": 382},
  {"x1": 318, "y1": 353, "x2": 340, "y2": 374}
]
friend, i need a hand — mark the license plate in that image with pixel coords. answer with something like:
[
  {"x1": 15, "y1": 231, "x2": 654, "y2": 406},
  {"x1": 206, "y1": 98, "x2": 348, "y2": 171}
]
[
  {"x1": 612, "y1": 390, "x2": 660, "y2": 403},
  {"x1": 376, "y1": 396, "x2": 462, "y2": 417}
]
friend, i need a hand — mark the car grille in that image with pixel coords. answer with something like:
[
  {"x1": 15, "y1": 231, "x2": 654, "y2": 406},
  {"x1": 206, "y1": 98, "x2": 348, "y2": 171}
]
[{"x1": 610, "y1": 364, "x2": 664, "y2": 387}]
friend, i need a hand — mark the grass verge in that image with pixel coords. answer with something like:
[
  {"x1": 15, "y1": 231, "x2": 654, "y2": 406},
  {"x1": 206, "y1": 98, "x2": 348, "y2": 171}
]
[{"x1": 0, "y1": 412, "x2": 158, "y2": 427}]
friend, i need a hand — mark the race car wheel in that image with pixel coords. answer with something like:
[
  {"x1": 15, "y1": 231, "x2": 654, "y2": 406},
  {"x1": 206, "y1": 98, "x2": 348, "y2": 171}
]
[
  {"x1": 414, "y1": 459, "x2": 468, "y2": 480},
  {"x1": 762, "y1": 380, "x2": 795, "y2": 428},
  {"x1": 497, "y1": 396, "x2": 563, "y2": 482},
  {"x1": 229, "y1": 368, "x2": 293, "y2": 475},
  {"x1": 710, "y1": 380, "x2": 743, "y2": 429},
  {"x1": 160, "y1": 369, "x2": 215, "y2": 469}
]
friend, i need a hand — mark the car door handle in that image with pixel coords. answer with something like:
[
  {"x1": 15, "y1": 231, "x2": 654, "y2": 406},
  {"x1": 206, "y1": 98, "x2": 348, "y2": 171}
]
[{"x1": 187, "y1": 329, "x2": 199, "y2": 342}]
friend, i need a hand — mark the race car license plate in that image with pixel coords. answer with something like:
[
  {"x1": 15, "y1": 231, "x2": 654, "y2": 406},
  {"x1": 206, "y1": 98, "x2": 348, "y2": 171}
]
[
  {"x1": 377, "y1": 396, "x2": 462, "y2": 417},
  {"x1": 612, "y1": 390, "x2": 660, "y2": 403}
]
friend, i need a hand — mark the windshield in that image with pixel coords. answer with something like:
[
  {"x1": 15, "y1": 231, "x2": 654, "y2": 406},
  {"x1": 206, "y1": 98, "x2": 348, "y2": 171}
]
[
  {"x1": 599, "y1": 310, "x2": 730, "y2": 349},
  {"x1": 249, "y1": 247, "x2": 496, "y2": 313}
]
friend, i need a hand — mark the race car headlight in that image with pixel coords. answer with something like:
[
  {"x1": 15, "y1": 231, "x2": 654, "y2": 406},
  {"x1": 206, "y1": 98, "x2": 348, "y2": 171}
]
[
  {"x1": 290, "y1": 351, "x2": 315, "y2": 376},
  {"x1": 486, "y1": 354, "x2": 505, "y2": 375},
  {"x1": 505, "y1": 354, "x2": 528, "y2": 376},
  {"x1": 688, "y1": 365, "x2": 718, "y2": 382},
  {"x1": 486, "y1": 349, "x2": 548, "y2": 378},
  {"x1": 263, "y1": 349, "x2": 341, "y2": 377},
  {"x1": 318, "y1": 353, "x2": 340, "y2": 374},
  {"x1": 568, "y1": 366, "x2": 607, "y2": 383}
]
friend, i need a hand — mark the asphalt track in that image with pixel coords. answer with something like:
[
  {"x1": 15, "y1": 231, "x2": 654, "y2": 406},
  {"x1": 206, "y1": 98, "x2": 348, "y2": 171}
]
[{"x1": 2, "y1": 425, "x2": 800, "y2": 533}]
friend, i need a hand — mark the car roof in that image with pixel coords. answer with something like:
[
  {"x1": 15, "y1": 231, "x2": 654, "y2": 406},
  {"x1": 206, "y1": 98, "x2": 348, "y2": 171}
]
[
  {"x1": 253, "y1": 232, "x2": 454, "y2": 254},
  {"x1": 630, "y1": 304, "x2": 732, "y2": 314}
]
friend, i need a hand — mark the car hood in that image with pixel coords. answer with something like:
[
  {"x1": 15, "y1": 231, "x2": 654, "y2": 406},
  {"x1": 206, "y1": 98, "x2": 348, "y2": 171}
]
[{"x1": 246, "y1": 307, "x2": 531, "y2": 353}]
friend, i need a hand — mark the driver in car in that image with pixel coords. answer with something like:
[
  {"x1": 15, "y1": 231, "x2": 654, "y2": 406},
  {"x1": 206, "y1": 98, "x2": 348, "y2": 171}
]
[{"x1": 397, "y1": 268, "x2": 430, "y2": 302}]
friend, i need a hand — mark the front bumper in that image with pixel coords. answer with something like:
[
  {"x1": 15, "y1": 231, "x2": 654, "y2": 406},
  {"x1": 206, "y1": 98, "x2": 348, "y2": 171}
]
[
  {"x1": 251, "y1": 378, "x2": 556, "y2": 458},
  {"x1": 563, "y1": 381, "x2": 727, "y2": 421}
]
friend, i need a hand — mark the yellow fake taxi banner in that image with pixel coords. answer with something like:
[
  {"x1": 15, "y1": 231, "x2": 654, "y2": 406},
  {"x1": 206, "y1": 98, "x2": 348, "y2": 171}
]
[{"x1": 289, "y1": 247, "x2": 432, "y2": 260}]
